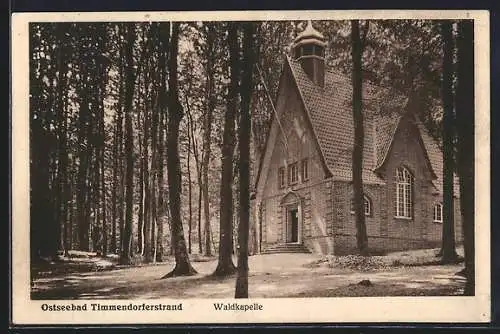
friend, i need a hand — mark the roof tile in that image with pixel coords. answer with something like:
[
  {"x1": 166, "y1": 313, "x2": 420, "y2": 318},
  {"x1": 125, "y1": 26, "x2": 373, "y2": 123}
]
[{"x1": 287, "y1": 57, "x2": 452, "y2": 195}]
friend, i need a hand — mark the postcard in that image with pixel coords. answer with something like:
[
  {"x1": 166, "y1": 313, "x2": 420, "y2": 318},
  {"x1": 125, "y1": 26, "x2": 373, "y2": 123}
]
[{"x1": 11, "y1": 9, "x2": 490, "y2": 325}]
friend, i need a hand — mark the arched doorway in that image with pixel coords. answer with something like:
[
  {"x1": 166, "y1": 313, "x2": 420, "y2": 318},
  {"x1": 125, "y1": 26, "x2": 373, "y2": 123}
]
[{"x1": 280, "y1": 191, "x2": 303, "y2": 244}]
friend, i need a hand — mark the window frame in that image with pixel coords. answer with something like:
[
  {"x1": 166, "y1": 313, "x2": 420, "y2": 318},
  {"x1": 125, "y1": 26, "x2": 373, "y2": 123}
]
[
  {"x1": 433, "y1": 202, "x2": 443, "y2": 223},
  {"x1": 350, "y1": 195, "x2": 372, "y2": 217},
  {"x1": 394, "y1": 167, "x2": 414, "y2": 219},
  {"x1": 301, "y1": 158, "x2": 309, "y2": 182},
  {"x1": 288, "y1": 162, "x2": 299, "y2": 185},
  {"x1": 278, "y1": 167, "x2": 286, "y2": 189}
]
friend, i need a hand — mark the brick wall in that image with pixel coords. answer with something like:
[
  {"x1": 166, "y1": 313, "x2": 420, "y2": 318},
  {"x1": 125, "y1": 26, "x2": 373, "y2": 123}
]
[
  {"x1": 303, "y1": 180, "x2": 335, "y2": 254},
  {"x1": 331, "y1": 113, "x2": 463, "y2": 255},
  {"x1": 426, "y1": 194, "x2": 463, "y2": 245},
  {"x1": 333, "y1": 181, "x2": 397, "y2": 254}
]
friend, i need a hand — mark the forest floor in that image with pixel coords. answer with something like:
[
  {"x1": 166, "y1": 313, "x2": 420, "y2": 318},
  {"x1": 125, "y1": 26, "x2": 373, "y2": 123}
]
[{"x1": 31, "y1": 247, "x2": 466, "y2": 299}]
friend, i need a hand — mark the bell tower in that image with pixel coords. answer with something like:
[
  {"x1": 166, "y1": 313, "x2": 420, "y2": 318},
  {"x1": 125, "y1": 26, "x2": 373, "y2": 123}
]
[{"x1": 292, "y1": 21, "x2": 327, "y2": 87}]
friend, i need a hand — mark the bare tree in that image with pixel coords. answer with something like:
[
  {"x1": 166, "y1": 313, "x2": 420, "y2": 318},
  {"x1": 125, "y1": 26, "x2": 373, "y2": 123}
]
[
  {"x1": 351, "y1": 20, "x2": 369, "y2": 256},
  {"x1": 235, "y1": 22, "x2": 255, "y2": 298},
  {"x1": 456, "y1": 19, "x2": 475, "y2": 295},
  {"x1": 214, "y1": 22, "x2": 239, "y2": 277},
  {"x1": 162, "y1": 22, "x2": 197, "y2": 278},
  {"x1": 440, "y1": 20, "x2": 459, "y2": 264},
  {"x1": 156, "y1": 21, "x2": 170, "y2": 262},
  {"x1": 120, "y1": 23, "x2": 137, "y2": 265},
  {"x1": 201, "y1": 23, "x2": 218, "y2": 257}
]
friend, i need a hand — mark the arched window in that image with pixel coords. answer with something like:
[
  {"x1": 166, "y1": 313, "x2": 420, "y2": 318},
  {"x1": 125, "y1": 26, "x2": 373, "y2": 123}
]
[
  {"x1": 395, "y1": 167, "x2": 414, "y2": 219},
  {"x1": 433, "y1": 203, "x2": 443, "y2": 223},
  {"x1": 350, "y1": 195, "x2": 372, "y2": 216}
]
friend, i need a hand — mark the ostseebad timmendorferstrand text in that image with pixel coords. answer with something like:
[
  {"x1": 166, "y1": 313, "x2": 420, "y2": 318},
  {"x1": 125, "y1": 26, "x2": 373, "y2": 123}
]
[{"x1": 41, "y1": 302, "x2": 183, "y2": 312}]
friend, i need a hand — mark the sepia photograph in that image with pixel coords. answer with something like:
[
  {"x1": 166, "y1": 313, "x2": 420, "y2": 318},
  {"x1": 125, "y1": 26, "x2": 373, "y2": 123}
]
[{"x1": 11, "y1": 10, "x2": 490, "y2": 324}]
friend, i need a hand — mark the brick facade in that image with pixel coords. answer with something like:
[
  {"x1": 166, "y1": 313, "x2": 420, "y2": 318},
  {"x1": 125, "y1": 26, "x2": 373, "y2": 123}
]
[
  {"x1": 328, "y1": 113, "x2": 463, "y2": 254},
  {"x1": 253, "y1": 37, "x2": 463, "y2": 256},
  {"x1": 254, "y1": 66, "x2": 335, "y2": 254}
]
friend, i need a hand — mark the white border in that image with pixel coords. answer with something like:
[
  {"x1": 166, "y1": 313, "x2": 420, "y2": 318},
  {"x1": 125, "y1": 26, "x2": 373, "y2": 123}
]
[{"x1": 11, "y1": 10, "x2": 490, "y2": 325}]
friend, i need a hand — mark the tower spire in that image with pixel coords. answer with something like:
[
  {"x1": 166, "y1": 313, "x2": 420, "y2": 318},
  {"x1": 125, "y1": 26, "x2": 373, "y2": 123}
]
[{"x1": 292, "y1": 20, "x2": 327, "y2": 87}]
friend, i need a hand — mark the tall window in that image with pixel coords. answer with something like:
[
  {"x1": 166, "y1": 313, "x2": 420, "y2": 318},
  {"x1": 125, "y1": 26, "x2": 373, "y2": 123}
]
[
  {"x1": 350, "y1": 195, "x2": 372, "y2": 216},
  {"x1": 301, "y1": 158, "x2": 309, "y2": 182},
  {"x1": 288, "y1": 162, "x2": 298, "y2": 185},
  {"x1": 433, "y1": 203, "x2": 443, "y2": 223},
  {"x1": 395, "y1": 167, "x2": 413, "y2": 219},
  {"x1": 278, "y1": 167, "x2": 286, "y2": 189}
]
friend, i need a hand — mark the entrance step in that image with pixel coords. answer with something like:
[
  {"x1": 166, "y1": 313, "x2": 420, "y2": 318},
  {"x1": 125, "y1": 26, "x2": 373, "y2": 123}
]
[{"x1": 262, "y1": 243, "x2": 311, "y2": 254}]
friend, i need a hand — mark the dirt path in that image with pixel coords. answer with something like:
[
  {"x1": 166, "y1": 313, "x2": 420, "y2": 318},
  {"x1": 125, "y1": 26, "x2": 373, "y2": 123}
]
[{"x1": 32, "y1": 254, "x2": 465, "y2": 299}]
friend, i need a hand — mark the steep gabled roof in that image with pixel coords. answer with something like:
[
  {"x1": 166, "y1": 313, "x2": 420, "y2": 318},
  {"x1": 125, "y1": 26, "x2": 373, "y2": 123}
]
[
  {"x1": 287, "y1": 56, "x2": 395, "y2": 184},
  {"x1": 375, "y1": 113, "x2": 401, "y2": 169},
  {"x1": 255, "y1": 55, "x2": 453, "y2": 196},
  {"x1": 286, "y1": 56, "x2": 453, "y2": 194},
  {"x1": 415, "y1": 117, "x2": 460, "y2": 196},
  {"x1": 374, "y1": 112, "x2": 437, "y2": 181},
  {"x1": 253, "y1": 57, "x2": 334, "y2": 194}
]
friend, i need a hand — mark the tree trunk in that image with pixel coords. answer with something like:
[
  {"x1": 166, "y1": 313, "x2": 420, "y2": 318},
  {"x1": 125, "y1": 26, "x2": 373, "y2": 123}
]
[
  {"x1": 143, "y1": 84, "x2": 152, "y2": 263},
  {"x1": 30, "y1": 24, "x2": 41, "y2": 264},
  {"x1": 197, "y1": 181, "x2": 203, "y2": 254},
  {"x1": 110, "y1": 111, "x2": 119, "y2": 254},
  {"x1": 31, "y1": 118, "x2": 57, "y2": 259},
  {"x1": 456, "y1": 20, "x2": 475, "y2": 295},
  {"x1": 187, "y1": 112, "x2": 193, "y2": 254},
  {"x1": 100, "y1": 98, "x2": 107, "y2": 257},
  {"x1": 62, "y1": 110, "x2": 70, "y2": 258},
  {"x1": 156, "y1": 22, "x2": 170, "y2": 263},
  {"x1": 351, "y1": 20, "x2": 369, "y2": 256},
  {"x1": 117, "y1": 102, "x2": 125, "y2": 255},
  {"x1": 55, "y1": 25, "x2": 70, "y2": 257},
  {"x1": 201, "y1": 24, "x2": 217, "y2": 257},
  {"x1": 137, "y1": 101, "x2": 145, "y2": 255},
  {"x1": 156, "y1": 109, "x2": 166, "y2": 262},
  {"x1": 161, "y1": 22, "x2": 197, "y2": 278},
  {"x1": 186, "y1": 96, "x2": 203, "y2": 254},
  {"x1": 151, "y1": 154, "x2": 158, "y2": 263},
  {"x1": 214, "y1": 22, "x2": 239, "y2": 277},
  {"x1": 116, "y1": 47, "x2": 125, "y2": 254},
  {"x1": 77, "y1": 86, "x2": 91, "y2": 252},
  {"x1": 92, "y1": 163, "x2": 101, "y2": 254},
  {"x1": 203, "y1": 176, "x2": 212, "y2": 256},
  {"x1": 235, "y1": 22, "x2": 255, "y2": 298},
  {"x1": 440, "y1": 20, "x2": 459, "y2": 264},
  {"x1": 68, "y1": 171, "x2": 74, "y2": 251},
  {"x1": 185, "y1": 96, "x2": 203, "y2": 255},
  {"x1": 46, "y1": 42, "x2": 61, "y2": 259},
  {"x1": 149, "y1": 28, "x2": 160, "y2": 263},
  {"x1": 120, "y1": 23, "x2": 136, "y2": 265},
  {"x1": 98, "y1": 38, "x2": 108, "y2": 257}
]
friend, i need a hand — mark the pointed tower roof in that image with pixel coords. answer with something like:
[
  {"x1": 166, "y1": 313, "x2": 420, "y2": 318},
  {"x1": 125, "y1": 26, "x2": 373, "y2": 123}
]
[{"x1": 292, "y1": 20, "x2": 327, "y2": 48}]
